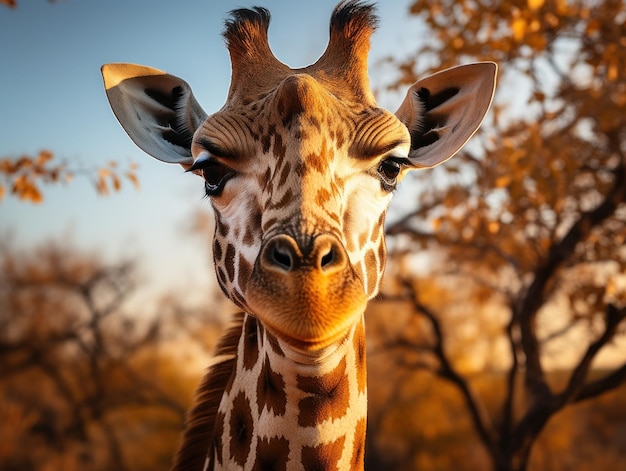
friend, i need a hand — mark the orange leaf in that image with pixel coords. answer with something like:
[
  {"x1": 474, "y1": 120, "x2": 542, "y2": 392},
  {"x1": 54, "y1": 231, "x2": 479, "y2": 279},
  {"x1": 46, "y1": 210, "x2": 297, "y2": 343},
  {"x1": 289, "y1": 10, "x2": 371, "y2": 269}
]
[
  {"x1": 36, "y1": 150, "x2": 53, "y2": 166},
  {"x1": 98, "y1": 168, "x2": 111, "y2": 178},
  {"x1": 112, "y1": 174, "x2": 121, "y2": 191},
  {"x1": 126, "y1": 172, "x2": 140, "y2": 190},
  {"x1": 96, "y1": 177, "x2": 109, "y2": 195},
  {"x1": 488, "y1": 221, "x2": 500, "y2": 234},
  {"x1": 29, "y1": 186, "x2": 43, "y2": 204},
  {"x1": 495, "y1": 175, "x2": 512, "y2": 188}
]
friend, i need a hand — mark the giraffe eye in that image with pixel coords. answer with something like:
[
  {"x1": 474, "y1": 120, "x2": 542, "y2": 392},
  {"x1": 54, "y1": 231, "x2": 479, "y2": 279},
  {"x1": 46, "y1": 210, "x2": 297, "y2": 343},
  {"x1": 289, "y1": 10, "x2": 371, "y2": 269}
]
[
  {"x1": 202, "y1": 161, "x2": 235, "y2": 196},
  {"x1": 188, "y1": 154, "x2": 236, "y2": 197},
  {"x1": 377, "y1": 158, "x2": 406, "y2": 191}
]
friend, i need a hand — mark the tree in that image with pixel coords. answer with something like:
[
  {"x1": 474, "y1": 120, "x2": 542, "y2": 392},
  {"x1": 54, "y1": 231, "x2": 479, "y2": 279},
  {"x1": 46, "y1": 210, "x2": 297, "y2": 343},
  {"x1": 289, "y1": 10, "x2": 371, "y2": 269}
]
[
  {"x1": 0, "y1": 241, "x2": 222, "y2": 470},
  {"x1": 0, "y1": 150, "x2": 139, "y2": 204},
  {"x1": 374, "y1": 1, "x2": 626, "y2": 470}
]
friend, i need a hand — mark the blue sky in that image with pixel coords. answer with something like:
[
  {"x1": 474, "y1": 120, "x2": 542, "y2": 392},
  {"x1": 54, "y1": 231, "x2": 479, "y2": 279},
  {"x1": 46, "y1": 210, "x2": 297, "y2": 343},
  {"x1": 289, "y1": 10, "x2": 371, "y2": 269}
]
[{"x1": 0, "y1": 0, "x2": 419, "y2": 304}]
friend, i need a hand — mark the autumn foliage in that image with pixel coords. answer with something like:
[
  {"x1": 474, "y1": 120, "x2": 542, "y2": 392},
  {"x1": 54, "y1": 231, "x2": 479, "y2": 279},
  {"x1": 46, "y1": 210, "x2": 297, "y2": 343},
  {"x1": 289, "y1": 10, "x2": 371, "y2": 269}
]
[
  {"x1": 368, "y1": 0, "x2": 626, "y2": 470},
  {"x1": 0, "y1": 150, "x2": 140, "y2": 204},
  {"x1": 0, "y1": 243, "x2": 228, "y2": 471}
]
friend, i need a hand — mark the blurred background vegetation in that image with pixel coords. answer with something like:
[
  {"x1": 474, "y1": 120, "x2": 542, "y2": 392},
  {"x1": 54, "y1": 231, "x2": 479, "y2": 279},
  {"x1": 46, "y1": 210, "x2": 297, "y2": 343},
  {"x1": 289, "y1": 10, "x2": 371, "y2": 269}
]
[{"x1": 1, "y1": 0, "x2": 625, "y2": 470}]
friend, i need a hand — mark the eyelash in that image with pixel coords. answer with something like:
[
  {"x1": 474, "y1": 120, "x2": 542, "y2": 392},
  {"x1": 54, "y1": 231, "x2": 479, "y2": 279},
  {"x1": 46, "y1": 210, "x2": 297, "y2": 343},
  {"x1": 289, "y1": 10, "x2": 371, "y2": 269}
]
[{"x1": 188, "y1": 154, "x2": 236, "y2": 197}]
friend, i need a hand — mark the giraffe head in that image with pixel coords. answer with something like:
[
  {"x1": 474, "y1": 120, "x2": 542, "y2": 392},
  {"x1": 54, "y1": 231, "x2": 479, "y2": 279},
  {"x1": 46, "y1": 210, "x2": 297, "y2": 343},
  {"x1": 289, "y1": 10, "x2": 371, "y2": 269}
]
[{"x1": 102, "y1": 1, "x2": 496, "y2": 352}]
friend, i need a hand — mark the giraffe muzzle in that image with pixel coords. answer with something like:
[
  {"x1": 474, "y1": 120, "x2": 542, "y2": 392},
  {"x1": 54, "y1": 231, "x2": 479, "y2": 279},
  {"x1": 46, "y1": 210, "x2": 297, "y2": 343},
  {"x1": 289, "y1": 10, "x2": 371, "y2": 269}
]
[{"x1": 247, "y1": 233, "x2": 367, "y2": 350}]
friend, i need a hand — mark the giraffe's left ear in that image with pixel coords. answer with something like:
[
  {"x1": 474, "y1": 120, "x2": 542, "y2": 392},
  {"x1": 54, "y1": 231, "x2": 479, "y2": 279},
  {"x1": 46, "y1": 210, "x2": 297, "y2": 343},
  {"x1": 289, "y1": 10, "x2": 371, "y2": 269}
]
[
  {"x1": 395, "y1": 62, "x2": 497, "y2": 168},
  {"x1": 101, "y1": 63, "x2": 208, "y2": 166}
]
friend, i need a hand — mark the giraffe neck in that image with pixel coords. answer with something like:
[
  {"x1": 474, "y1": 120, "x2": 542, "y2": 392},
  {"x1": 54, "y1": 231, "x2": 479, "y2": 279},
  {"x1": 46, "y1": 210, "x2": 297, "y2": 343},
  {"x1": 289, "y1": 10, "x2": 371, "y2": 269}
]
[{"x1": 210, "y1": 313, "x2": 367, "y2": 470}]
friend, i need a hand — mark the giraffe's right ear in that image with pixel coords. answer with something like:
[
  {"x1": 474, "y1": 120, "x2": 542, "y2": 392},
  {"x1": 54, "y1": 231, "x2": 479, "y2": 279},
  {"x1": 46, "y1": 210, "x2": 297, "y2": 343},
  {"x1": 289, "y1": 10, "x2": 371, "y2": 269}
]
[{"x1": 101, "y1": 63, "x2": 208, "y2": 166}]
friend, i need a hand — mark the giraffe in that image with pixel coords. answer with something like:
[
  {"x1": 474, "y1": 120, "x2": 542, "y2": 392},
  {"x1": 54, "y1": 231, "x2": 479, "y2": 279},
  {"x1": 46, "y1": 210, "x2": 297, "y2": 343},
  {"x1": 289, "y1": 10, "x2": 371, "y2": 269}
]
[{"x1": 101, "y1": 1, "x2": 496, "y2": 469}]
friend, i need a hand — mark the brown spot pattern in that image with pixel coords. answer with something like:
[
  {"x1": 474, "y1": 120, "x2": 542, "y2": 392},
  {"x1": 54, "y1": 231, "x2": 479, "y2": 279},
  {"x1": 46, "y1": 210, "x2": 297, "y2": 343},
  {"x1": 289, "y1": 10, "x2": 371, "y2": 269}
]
[
  {"x1": 217, "y1": 219, "x2": 230, "y2": 238},
  {"x1": 259, "y1": 167, "x2": 272, "y2": 189},
  {"x1": 353, "y1": 321, "x2": 367, "y2": 394},
  {"x1": 372, "y1": 212, "x2": 386, "y2": 242},
  {"x1": 213, "y1": 239, "x2": 223, "y2": 261},
  {"x1": 301, "y1": 436, "x2": 346, "y2": 471},
  {"x1": 229, "y1": 392, "x2": 254, "y2": 466},
  {"x1": 257, "y1": 356, "x2": 287, "y2": 416},
  {"x1": 273, "y1": 132, "x2": 286, "y2": 162},
  {"x1": 350, "y1": 418, "x2": 367, "y2": 468},
  {"x1": 265, "y1": 331, "x2": 284, "y2": 356},
  {"x1": 243, "y1": 224, "x2": 255, "y2": 246},
  {"x1": 252, "y1": 436, "x2": 290, "y2": 470},
  {"x1": 225, "y1": 243, "x2": 236, "y2": 282},
  {"x1": 272, "y1": 188, "x2": 294, "y2": 211},
  {"x1": 238, "y1": 255, "x2": 253, "y2": 290},
  {"x1": 277, "y1": 161, "x2": 291, "y2": 187},
  {"x1": 315, "y1": 188, "x2": 332, "y2": 206},
  {"x1": 297, "y1": 358, "x2": 350, "y2": 427},
  {"x1": 358, "y1": 229, "x2": 368, "y2": 248},
  {"x1": 261, "y1": 133, "x2": 271, "y2": 153},
  {"x1": 377, "y1": 238, "x2": 386, "y2": 265},
  {"x1": 242, "y1": 315, "x2": 259, "y2": 371}
]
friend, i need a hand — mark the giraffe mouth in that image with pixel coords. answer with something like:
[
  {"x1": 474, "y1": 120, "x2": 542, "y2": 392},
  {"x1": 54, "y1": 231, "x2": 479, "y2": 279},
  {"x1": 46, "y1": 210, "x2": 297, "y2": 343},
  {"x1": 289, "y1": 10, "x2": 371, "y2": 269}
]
[
  {"x1": 246, "y1": 234, "x2": 368, "y2": 351},
  {"x1": 246, "y1": 267, "x2": 368, "y2": 351}
]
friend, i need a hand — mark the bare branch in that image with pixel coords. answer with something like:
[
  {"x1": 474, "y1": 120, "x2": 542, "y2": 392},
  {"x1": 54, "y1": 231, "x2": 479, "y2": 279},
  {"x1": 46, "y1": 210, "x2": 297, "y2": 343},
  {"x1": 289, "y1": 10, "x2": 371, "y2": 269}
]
[
  {"x1": 559, "y1": 304, "x2": 626, "y2": 404},
  {"x1": 396, "y1": 279, "x2": 498, "y2": 454}
]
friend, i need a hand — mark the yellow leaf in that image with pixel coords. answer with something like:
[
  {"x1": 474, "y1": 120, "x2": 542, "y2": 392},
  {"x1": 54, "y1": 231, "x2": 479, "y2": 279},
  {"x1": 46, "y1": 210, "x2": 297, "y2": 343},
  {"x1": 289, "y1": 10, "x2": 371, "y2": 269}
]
[
  {"x1": 527, "y1": 0, "x2": 544, "y2": 10},
  {"x1": 0, "y1": 185, "x2": 5, "y2": 202},
  {"x1": 512, "y1": 18, "x2": 526, "y2": 41}
]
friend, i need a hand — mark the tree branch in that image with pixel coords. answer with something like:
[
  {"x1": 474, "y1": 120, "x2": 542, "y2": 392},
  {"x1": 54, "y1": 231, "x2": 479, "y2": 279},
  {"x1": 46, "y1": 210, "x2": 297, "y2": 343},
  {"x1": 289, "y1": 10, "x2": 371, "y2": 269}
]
[
  {"x1": 397, "y1": 279, "x2": 498, "y2": 454},
  {"x1": 558, "y1": 304, "x2": 626, "y2": 405},
  {"x1": 575, "y1": 362, "x2": 626, "y2": 403},
  {"x1": 516, "y1": 159, "x2": 626, "y2": 397}
]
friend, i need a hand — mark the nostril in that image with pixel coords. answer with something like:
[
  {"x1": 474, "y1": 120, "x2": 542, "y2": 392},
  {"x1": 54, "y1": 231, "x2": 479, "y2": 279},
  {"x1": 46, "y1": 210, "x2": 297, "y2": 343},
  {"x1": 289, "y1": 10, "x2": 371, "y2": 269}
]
[
  {"x1": 272, "y1": 245, "x2": 293, "y2": 271},
  {"x1": 314, "y1": 236, "x2": 347, "y2": 273},
  {"x1": 261, "y1": 235, "x2": 300, "y2": 273},
  {"x1": 320, "y1": 249, "x2": 335, "y2": 268}
]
